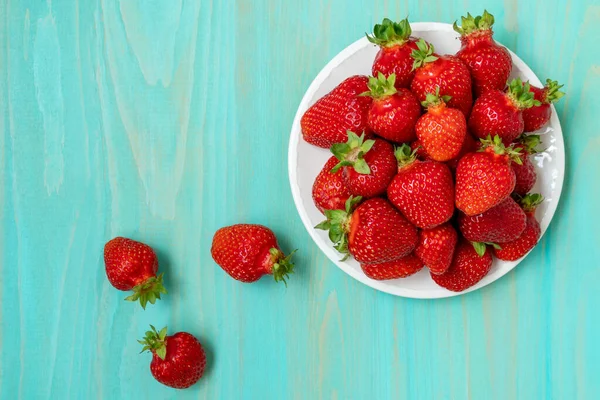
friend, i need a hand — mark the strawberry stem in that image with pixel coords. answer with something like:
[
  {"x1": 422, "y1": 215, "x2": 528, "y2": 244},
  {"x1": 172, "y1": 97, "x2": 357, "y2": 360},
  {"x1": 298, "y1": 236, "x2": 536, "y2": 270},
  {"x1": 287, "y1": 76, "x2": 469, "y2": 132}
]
[
  {"x1": 515, "y1": 134, "x2": 542, "y2": 154},
  {"x1": 421, "y1": 87, "x2": 452, "y2": 108},
  {"x1": 125, "y1": 273, "x2": 167, "y2": 310},
  {"x1": 315, "y1": 196, "x2": 362, "y2": 259},
  {"x1": 507, "y1": 78, "x2": 541, "y2": 110},
  {"x1": 366, "y1": 17, "x2": 412, "y2": 48},
  {"x1": 269, "y1": 248, "x2": 296, "y2": 286},
  {"x1": 544, "y1": 79, "x2": 565, "y2": 103},
  {"x1": 138, "y1": 325, "x2": 168, "y2": 360},
  {"x1": 453, "y1": 10, "x2": 495, "y2": 36},
  {"x1": 518, "y1": 193, "x2": 544, "y2": 213},
  {"x1": 361, "y1": 72, "x2": 397, "y2": 99},
  {"x1": 410, "y1": 39, "x2": 438, "y2": 70},
  {"x1": 479, "y1": 135, "x2": 523, "y2": 164},
  {"x1": 330, "y1": 131, "x2": 375, "y2": 175},
  {"x1": 394, "y1": 143, "x2": 418, "y2": 168}
]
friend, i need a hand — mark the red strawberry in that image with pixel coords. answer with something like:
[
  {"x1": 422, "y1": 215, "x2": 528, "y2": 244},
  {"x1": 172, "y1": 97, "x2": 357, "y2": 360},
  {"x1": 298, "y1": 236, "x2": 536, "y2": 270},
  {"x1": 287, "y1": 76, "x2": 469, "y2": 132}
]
[
  {"x1": 301, "y1": 75, "x2": 372, "y2": 148},
  {"x1": 330, "y1": 132, "x2": 397, "y2": 198},
  {"x1": 513, "y1": 134, "x2": 541, "y2": 195},
  {"x1": 410, "y1": 39, "x2": 473, "y2": 117},
  {"x1": 458, "y1": 196, "x2": 527, "y2": 244},
  {"x1": 316, "y1": 197, "x2": 418, "y2": 265},
  {"x1": 211, "y1": 224, "x2": 295, "y2": 284},
  {"x1": 361, "y1": 253, "x2": 423, "y2": 280},
  {"x1": 431, "y1": 240, "x2": 493, "y2": 292},
  {"x1": 469, "y1": 78, "x2": 539, "y2": 144},
  {"x1": 523, "y1": 79, "x2": 565, "y2": 132},
  {"x1": 139, "y1": 326, "x2": 206, "y2": 389},
  {"x1": 367, "y1": 18, "x2": 421, "y2": 88},
  {"x1": 362, "y1": 73, "x2": 421, "y2": 143},
  {"x1": 415, "y1": 223, "x2": 458, "y2": 275},
  {"x1": 410, "y1": 140, "x2": 433, "y2": 161},
  {"x1": 312, "y1": 156, "x2": 352, "y2": 213},
  {"x1": 494, "y1": 194, "x2": 543, "y2": 261},
  {"x1": 387, "y1": 145, "x2": 454, "y2": 229},
  {"x1": 104, "y1": 237, "x2": 167, "y2": 309},
  {"x1": 454, "y1": 10, "x2": 512, "y2": 97},
  {"x1": 415, "y1": 89, "x2": 467, "y2": 161},
  {"x1": 455, "y1": 135, "x2": 522, "y2": 216},
  {"x1": 446, "y1": 132, "x2": 479, "y2": 171}
]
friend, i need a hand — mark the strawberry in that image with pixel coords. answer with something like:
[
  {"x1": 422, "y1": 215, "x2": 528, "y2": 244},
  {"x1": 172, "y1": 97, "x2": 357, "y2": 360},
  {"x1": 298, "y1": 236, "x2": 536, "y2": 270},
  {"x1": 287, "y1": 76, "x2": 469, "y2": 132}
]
[
  {"x1": 494, "y1": 194, "x2": 543, "y2": 261},
  {"x1": 454, "y1": 10, "x2": 512, "y2": 97},
  {"x1": 361, "y1": 253, "x2": 423, "y2": 280},
  {"x1": 523, "y1": 79, "x2": 565, "y2": 132},
  {"x1": 139, "y1": 326, "x2": 206, "y2": 389},
  {"x1": 301, "y1": 75, "x2": 372, "y2": 148},
  {"x1": 104, "y1": 237, "x2": 167, "y2": 309},
  {"x1": 211, "y1": 224, "x2": 295, "y2": 284},
  {"x1": 410, "y1": 140, "x2": 433, "y2": 161},
  {"x1": 312, "y1": 156, "x2": 352, "y2": 214},
  {"x1": 330, "y1": 131, "x2": 397, "y2": 198},
  {"x1": 387, "y1": 145, "x2": 454, "y2": 229},
  {"x1": 455, "y1": 135, "x2": 522, "y2": 216},
  {"x1": 316, "y1": 197, "x2": 418, "y2": 265},
  {"x1": 410, "y1": 39, "x2": 473, "y2": 117},
  {"x1": 458, "y1": 196, "x2": 527, "y2": 244},
  {"x1": 415, "y1": 89, "x2": 467, "y2": 161},
  {"x1": 513, "y1": 134, "x2": 541, "y2": 196},
  {"x1": 431, "y1": 240, "x2": 493, "y2": 292},
  {"x1": 446, "y1": 132, "x2": 479, "y2": 171},
  {"x1": 367, "y1": 17, "x2": 421, "y2": 88},
  {"x1": 469, "y1": 78, "x2": 539, "y2": 144},
  {"x1": 415, "y1": 223, "x2": 458, "y2": 275},
  {"x1": 362, "y1": 73, "x2": 421, "y2": 143}
]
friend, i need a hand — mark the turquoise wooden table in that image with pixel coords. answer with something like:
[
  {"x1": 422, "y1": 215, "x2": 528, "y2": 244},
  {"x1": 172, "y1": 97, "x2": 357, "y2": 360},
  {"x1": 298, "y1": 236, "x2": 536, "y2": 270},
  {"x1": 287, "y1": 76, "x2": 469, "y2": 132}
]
[{"x1": 2, "y1": 0, "x2": 599, "y2": 398}]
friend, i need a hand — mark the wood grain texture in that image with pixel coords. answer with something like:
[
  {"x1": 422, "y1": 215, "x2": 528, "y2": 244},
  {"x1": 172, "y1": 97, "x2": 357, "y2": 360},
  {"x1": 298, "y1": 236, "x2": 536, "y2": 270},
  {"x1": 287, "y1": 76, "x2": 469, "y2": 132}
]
[{"x1": 1, "y1": 0, "x2": 599, "y2": 398}]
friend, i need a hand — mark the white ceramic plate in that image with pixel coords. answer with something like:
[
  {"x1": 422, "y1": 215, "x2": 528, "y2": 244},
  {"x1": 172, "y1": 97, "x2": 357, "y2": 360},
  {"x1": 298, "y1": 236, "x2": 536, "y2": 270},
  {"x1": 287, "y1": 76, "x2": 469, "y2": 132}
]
[{"x1": 288, "y1": 22, "x2": 564, "y2": 299}]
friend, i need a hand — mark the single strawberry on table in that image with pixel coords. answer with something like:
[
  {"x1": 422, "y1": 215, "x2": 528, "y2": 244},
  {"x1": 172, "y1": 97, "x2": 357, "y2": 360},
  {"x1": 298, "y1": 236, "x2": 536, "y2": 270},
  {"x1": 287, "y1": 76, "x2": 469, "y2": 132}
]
[
  {"x1": 387, "y1": 144, "x2": 455, "y2": 229},
  {"x1": 367, "y1": 17, "x2": 421, "y2": 88},
  {"x1": 431, "y1": 239, "x2": 493, "y2": 292},
  {"x1": 454, "y1": 10, "x2": 512, "y2": 97},
  {"x1": 415, "y1": 223, "x2": 458, "y2": 275},
  {"x1": 494, "y1": 193, "x2": 544, "y2": 261},
  {"x1": 211, "y1": 224, "x2": 296, "y2": 284},
  {"x1": 139, "y1": 326, "x2": 206, "y2": 389},
  {"x1": 469, "y1": 78, "x2": 539, "y2": 144},
  {"x1": 312, "y1": 155, "x2": 352, "y2": 214},
  {"x1": 415, "y1": 89, "x2": 467, "y2": 161},
  {"x1": 330, "y1": 131, "x2": 397, "y2": 198},
  {"x1": 458, "y1": 196, "x2": 527, "y2": 244},
  {"x1": 522, "y1": 79, "x2": 565, "y2": 132},
  {"x1": 361, "y1": 73, "x2": 421, "y2": 143},
  {"x1": 104, "y1": 237, "x2": 167, "y2": 309},
  {"x1": 316, "y1": 196, "x2": 418, "y2": 265},
  {"x1": 455, "y1": 135, "x2": 522, "y2": 216},
  {"x1": 512, "y1": 134, "x2": 541, "y2": 196},
  {"x1": 301, "y1": 75, "x2": 372, "y2": 148},
  {"x1": 410, "y1": 39, "x2": 473, "y2": 117},
  {"x1": 361, "y1": 253, "x2": 424, "y2": 280}
]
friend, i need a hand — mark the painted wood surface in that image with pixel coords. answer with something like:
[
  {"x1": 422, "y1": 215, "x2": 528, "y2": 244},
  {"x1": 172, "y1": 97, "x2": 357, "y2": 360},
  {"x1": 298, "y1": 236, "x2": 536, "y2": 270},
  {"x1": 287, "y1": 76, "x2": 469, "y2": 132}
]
[{"x1": 1, "y1": 0, "x2": 599, "y2": 398}]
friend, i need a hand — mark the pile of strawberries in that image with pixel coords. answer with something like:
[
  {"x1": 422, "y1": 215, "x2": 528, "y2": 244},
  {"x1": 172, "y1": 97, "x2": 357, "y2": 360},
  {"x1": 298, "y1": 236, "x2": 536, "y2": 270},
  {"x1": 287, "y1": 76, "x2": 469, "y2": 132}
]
[{"x1": 304, "y1": 11, "x2": 565, "y2": 292}]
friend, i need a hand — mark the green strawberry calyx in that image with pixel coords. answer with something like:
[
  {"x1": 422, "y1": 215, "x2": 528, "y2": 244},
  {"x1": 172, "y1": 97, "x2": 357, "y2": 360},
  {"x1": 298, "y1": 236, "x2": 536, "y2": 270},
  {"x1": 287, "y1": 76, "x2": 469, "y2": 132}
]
[
  {"x1": 269, "y1": 248, "x2": 296, "y2": 286},
  {"x1": 517, "y1": 193, "x2": 544, "y2": 213},
  {"x1": 411, "y1": 39, "x2": 438, "y2": 70},
  {"x1": 394, "y1": 143, "x2": 418, "y2": 169},
  {"x1": 360, "y1": 72, "x2": 398, "y2": 99},
  {"x1": 330, "y1": 131, "x2": 375, "y2": 175},
  {"x1": 471, "y1": 241, "x2": 501, "y2": 257},
  {"x1": 515, "y1": 134, "x2": 542, "y2": 154},
  {"x1": 453, "y1": 10, "x2": 495, "y2": 36},
  {"x1": 479, "y1": 135, "x2": 523, "y2": 165},
  {"x1": 125, "y1": 272, "x2": 168, "y2": 310},
  {"x1": 507, "y1": 78, "x2": 542, "y2": 110},
  {"x1": 543, "y1": 79, "x2": 565, "y2": 104},
  {"x1": 366, "y1": 17, "x2": 412, "y2": 48},
  {"x1": 138, "y1": 325, "x2": 169, "y2": 360},
  {"x1": 421, "y1": 87, "x2": 452, "y2": 109},
  {"x1": 315, "y1": 196, "x2": 362, "y2": 260}
]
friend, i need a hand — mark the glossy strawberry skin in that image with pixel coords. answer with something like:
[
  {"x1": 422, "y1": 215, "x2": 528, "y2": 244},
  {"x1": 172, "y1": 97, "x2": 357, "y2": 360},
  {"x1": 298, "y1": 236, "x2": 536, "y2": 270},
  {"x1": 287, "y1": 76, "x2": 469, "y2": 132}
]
[
  {"x1": 458, "y1": 197, "x2": 527, "y2": 243},
  {"x1": 312, "y1": 156, "x2": 352, "y2": 214},
  {"x1": 446, "y1": 132, "x2": 479, "y2": 171},
  {"x1": 411, "y1": 55, "x2": 473, "y2": 117},
  {"x1": 348, "y1": 198, "x2": 418, "y2": 265},
  {"x1": 367, "y1": 88, "x2": 421, "y2": 143},
  {"x1": 415, "y1": 223, "x2": 458, "y2": 275},
  {"x1": 431, "y1": 240, "x2": 493, "y2": 292},
  {"x1": 522, "y1": 85, "x2": 551, "y2": 132},
  {"x1": 513, "y1": 152, "x2": 537, "y2": 196},
  {"x1": 150, "y1": 332, "x2": 206, "y2": 389},
  {"x1": 494, "y1": 214, "x2": 541, "y2": 261},
  {"x1": 387, "y1": 160, "x2": 454, "y2": 229},
  {"x1": 372, "y1": 39, "x2": 420, "y2": 88},
  {"x1": 343, "y1": 139, "x2": 397, "y2": 198},
  {"x1": 469, "y1": 90, "x2": 524, "y2": 144},
  {"x1": 411, "y1": 140, "x2": 433, "y2": 161},
  {"x1": 416, "y1": 103, "x2": 467, "y2": 161},
  {"x1": 361, "y1": 253, "x2": 424, "y2": 280},
  {"x1": 301, "y1": 76, "x2": 372, "y2": 148},
  {"x1": 456, "y1": 30, "x2": 512, "y2": 97},
  {"x1": 455, "y1": 148, "x2": 516, "y2": 216},
  {"x1": 211, "y1": 224, "x2": 281, "y2": 282},
  {"x1": 104, "y1": 237, "x2": 158, "y2": 291}
]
